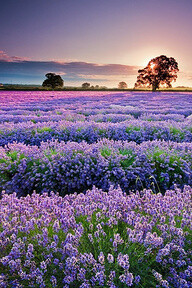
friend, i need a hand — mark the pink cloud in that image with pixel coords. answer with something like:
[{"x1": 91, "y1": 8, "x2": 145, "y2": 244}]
[{"x1": 0, "y1": 50, "x2": 30, "y2": 62}]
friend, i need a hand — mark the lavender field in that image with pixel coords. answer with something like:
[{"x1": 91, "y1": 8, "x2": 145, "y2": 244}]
[{"x1": 0, "y1": 91, "x2": 192, "y2": 287}]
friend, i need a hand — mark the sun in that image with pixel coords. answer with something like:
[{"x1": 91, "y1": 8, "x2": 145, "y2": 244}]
[{"x1": 150, "y1": 62, "x2": 156, "y2": 70}]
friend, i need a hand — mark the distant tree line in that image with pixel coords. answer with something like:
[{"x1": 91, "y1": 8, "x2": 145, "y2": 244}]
[
  {"x1": 42, "y1": 55, "x2": 179, "y2": 91},
  {"x1": 81, "y1": 83, "x2": 107, "y2": 89},
  {"x1": 81, "y1": 82, "x2": 128, "y2": 89}
]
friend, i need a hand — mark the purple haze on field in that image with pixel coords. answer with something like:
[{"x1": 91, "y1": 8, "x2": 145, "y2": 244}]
[{"x1": 0, "y1": 91, "x2": 191, "y2": 146}]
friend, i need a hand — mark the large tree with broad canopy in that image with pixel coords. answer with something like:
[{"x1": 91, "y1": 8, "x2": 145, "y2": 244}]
[
  {"x1": 42, "y1": 73, "x2": 64, "y2": 89},
  {"x1": 135, "y1": 55, "x2": 179, "y2": 91}
]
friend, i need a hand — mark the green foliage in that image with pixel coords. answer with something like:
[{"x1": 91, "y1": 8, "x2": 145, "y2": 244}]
[
  {"x1": 100, "y1": 147, "x2": 112, "y2": 158},
  {"x1": 98, "y1": 128, "x2": 107, "y2": 136},
  {"x1": 31, "y1": 119, "x2": 37, "y2": 124},
  {"x1": 37, "y1": 127, "x2": 53, "y2": 133},
  {"x1": 170, "y1": 127, "x2": 185, "y2": 139},
  {"x1": 56, "y1": 111, "x2": 62, "y2": 115},
  {"x1": 119, "y1": 149, "x2": 136, "y2": 168},
  {"x1": 146, "y1": 146, "x2": 190, "y2": 189},
  {"x1": 77, "y1": 211, "x2": 159, "y2": 287},
  {"x1": 125, "y1": 126, "x2": 141, "y2": 133}
]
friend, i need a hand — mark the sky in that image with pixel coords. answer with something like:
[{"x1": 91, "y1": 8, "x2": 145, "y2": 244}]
[{"x1": 1, "y1": 0, "x2": 192, "y2": 87}]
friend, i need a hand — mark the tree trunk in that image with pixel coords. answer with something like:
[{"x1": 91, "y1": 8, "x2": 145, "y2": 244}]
[
  {"x1": 152, "y1": 84, "x2": 156, "y2": 92},
  {"x1": 152, "y1": 81, "x2": 158, "y2": 92}
]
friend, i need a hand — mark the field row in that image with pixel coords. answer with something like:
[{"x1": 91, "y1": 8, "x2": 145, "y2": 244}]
[
  {"x1": 0, "y1": 119, "x2": 191, "y2": 146},
  {"x1": 0, "y1": 139, "x2": 191, "y2": 196},
  {"x1": 0, "y1": 111, "x2": 191, "y2": 124}
]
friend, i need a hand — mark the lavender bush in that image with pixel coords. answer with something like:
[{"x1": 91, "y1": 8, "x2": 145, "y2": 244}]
[{"x1": 0, "y1": 186, "x2": 192, "y2": 287}]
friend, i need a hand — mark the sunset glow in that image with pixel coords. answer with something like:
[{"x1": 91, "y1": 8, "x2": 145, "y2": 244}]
[
  {"x1": 0, "y1": 0, "x2": 192, "y2": 87},
  {"x1": 150, "y1": 62, "x2": 156, "y2": 70}
]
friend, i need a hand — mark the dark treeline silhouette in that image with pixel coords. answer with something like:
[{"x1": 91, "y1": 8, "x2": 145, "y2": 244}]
[{"x1": 40, "y1": 56, "x2": 179, "y2": 92}]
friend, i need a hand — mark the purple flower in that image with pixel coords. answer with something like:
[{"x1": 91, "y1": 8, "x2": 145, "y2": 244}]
[
  {"x1": 107, "y1": 254, "x2": 114, "y2": 264},
  {"x1": 98, "y1": 252, "x2": 105, "y2": 264}
]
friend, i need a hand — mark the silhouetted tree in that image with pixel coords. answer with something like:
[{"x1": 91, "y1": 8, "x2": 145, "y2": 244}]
[
  {"x1": 135, "y1": 55, "x2": 179, "y2": 91},
  {"x1": 42, "y1": 73, "x2": 64, "y2": 89},
  {"x1": 82, "y1": 82, "x2": 91, "y2": 89},
  {"x1": 118, "y1": 81, "x2": 128, "y2": 89}
]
